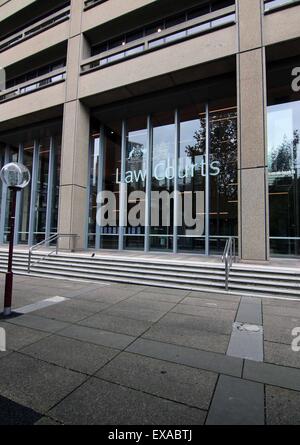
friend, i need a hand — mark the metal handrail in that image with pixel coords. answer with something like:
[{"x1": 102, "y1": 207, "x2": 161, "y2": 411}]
[
  {"x1": 28, "y1": 233, "x2": 79, "y2": 273},
  {"x1": 222, "y1": 237, "x2": 236, "y2": 291}
]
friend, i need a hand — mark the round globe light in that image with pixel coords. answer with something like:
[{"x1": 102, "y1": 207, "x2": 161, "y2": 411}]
[{"x1": 0, "y1": 162, "x2": 31, "y2": 190}]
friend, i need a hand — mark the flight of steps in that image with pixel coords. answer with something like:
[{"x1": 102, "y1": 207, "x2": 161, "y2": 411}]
[{"x1": 0, "y1": 249, "x2": 299, "y2": 298}]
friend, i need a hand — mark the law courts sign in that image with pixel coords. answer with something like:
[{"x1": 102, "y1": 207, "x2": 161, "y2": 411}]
[{"x1": 116, "y1": 156, "x2": 221, "y2": 184}]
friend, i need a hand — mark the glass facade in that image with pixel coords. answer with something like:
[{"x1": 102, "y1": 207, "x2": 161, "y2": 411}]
[
  {"x1": 267, "y1": 56, "x2": 300, "y2": 257},
  {"x1": 0, "y1": 123, "x2": 62, "y2": 246},
  {"x1": 268, "y1": 101, "x2": 300, "y2": 256},
  {"x1": 88, "y1": 101, "x2": 238, "y2": 255}
]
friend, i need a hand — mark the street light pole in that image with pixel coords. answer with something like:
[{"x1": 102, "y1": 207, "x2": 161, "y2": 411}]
[
  {"x1": 0, "y1": 162, "x2": 30, "y2": 317},
  {"x1": 3, "y1": 188, "x2": 17, "y2": 316}
]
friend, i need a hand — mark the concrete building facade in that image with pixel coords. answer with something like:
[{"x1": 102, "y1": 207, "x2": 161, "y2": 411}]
[{"x1": 0, "y1": 0, "x2": 299, "y2": 261}]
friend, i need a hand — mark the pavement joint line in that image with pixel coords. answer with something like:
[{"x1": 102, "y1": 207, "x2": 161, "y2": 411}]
[
  {"x1": 204, "y1": 373, "x2": 220, "y2": 425},
  {"x1": 126, "y1": 337, "x2": 243, "y2": 378},
  {"x1": 14, "y1": 296, "x2": 69, "y2": 315},
  {"x1": 91, "y1": 373, "x2": 209, "y2": 413},
  {"x1": 205, "y1": 374, "x2": 265, "y2": 425},
  {"x1": 4, "y1": 351, "x2": 93, "y2": 417}
]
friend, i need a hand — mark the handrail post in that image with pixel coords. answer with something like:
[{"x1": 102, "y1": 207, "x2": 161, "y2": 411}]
[{"x1": 28, "y1": 249, "x2": 31, "y2": 273}]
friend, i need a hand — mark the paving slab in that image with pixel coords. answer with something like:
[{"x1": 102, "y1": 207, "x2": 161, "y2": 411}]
[
  {"x1": 72, "y1": 287, "x2": 141, "y2": 302},
  {"x1": 243, "y1": 360, "x2": 300, "y2": 392},
  {"x1": 78, "y1": 312, "x2": 152, "y2": 337},
  {"x1": 236, "y1": 297, "x2": 262, "y2": 325},
  {"x1": 31, "y1": 299, "x2": 110, "y2": 323},
  {"x1": 144, "y1": 321, "x2": 230, "y2": 354},
  {"x1": 227, "y1": 323, "x2": 264, "y2": 362},
  {"x1": 49, "y1": 377, "x2": 206, "y2": 425},
  {"x1": 171, "y1": 304, "x2": 237, "y2": 321},
  {"x1": 150, "y1": 311, "x2": 233, "y2": 335},
  {"x1": 264, "y1": 341, "x2": 300, "y2": 369},
  {"x1": 188, "y1": 291, "x2": 241, "y2": 303},
  {"x1": 145, "y1": 287, "x2": 189, "y2": 296},
  {"x1": 96, "y1": 352, "x2": 218, "y2": 410},
  {"x1": 58, "y1": 324, "x2": 135, "y2": 350},
  {"x1": 127, "y1": 338, "x2": 243, "y2": 377},
  {"x1": 0, "y1": 395, "x2": 43, "y2": 426},
  {"x1": 266, "y1": 386, "x2": 300, "y2": 425},
  {"x1": 0, "y1": 321, "x2": 50, "y2": 351},
  {"x1": 5, "y1": 314, "x2": 70, "y2": 333},
  {"x1": 103, "y1": 305, "x2": 167, "y2": 323},
  {"x1": 116, "y1": 299, "x2": 177, "y2": 312},
  {"x1": 263, "y1": 304, "x2": 300, "y2": 319},
  {"x1": 21, "y1": 335, "x2": 119, "y2": 375},
  {"x1": 180, "y1": 296, "x2": 239, "y2": 311},
  {"x1": 34, "y1": 416, "x2": 61, "y2": 426},
  {"x1": 0, "y1": 353, "x2": 87, "y2": 412},
  {"x1": 206, "y1": 375, "x2": 264, "y2": 425},
  {"x1": 264, "y1": 314, "x2": 300, "y2": 345}
]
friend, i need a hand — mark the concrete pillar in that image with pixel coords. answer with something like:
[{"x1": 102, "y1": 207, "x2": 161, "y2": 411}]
[
  {"x1": 237, "y1": 0, "x2": 269, "y2": 261},
  {"x1": 58, "y1": 0, "x2": 90, "y2": 250}
]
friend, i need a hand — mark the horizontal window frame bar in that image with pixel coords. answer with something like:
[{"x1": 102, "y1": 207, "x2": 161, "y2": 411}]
[
  {"x1": 0, "y1": 68, "x2": 66, "y2": 103},
  {"x1": 84, "y1": 0, "x2": 109, "y2": 11},
  {"x1": 0, "y1": 6, "x2": 70, "y2": 53},
  {"x1": 264, "y1": 0, "x2": 300, "y2": 13},
  {"x1": 81, "y1": 6, "x2": 236, "y2": 74}
]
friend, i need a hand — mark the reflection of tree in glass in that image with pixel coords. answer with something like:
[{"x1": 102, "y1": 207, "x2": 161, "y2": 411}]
[
  {"x1": 185, "y1": 111, "x2": 237, "y2": 198},
  {"x1": 270, "y1": 130, "x2": 299, "y2": 173}
]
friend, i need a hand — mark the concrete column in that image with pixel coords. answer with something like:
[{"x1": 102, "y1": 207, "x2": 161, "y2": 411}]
[
  {"x1": 58, "y1": 0, "x2": 90, "y2": 250},
  {"x1": 237, "y1": 0, "x2": 269, "y2": 261}
]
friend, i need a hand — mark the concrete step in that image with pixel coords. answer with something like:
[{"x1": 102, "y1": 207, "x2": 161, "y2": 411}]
[{"x1": 0, "y1": 250, "x2": 299, "y2": 298}]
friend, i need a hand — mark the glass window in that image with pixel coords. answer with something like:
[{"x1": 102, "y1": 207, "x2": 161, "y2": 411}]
[
  {"x1": 268, "y1": 101, "x2": 300, "y2": 256},
  {"x1": 125, "y1": 116, "x2": 148, "y2": 250},
  {"x1": 19, "y1": 141, "x2": 34, "y2": 245},
  {"x1": 88, "y1": 131, "x2": 100, "y2": 248},
  {"x1": 150, "y1": 111, "x2": 175, "y2": 251},
  {"x1": 100, "y1": 122, "x2": 122, "y2": 249},
  {"x1": 33, "y1": 138, "x2": 51, "y2": 244},
  {"x1": 209, "y1": 105, "x2": 238, "y2": 254},
  {"x1": 50, "y1": 136, "x2": 61, "y2": 237},
  {"x1": 4, "y1": 146, "x2": 19, "y2": 243},
  {"x1": 0, "y1": 145, "x2": 5, "y2": 222},
  {"x1": 178, "y1": 105, "x2": 206, "y2": 253}
]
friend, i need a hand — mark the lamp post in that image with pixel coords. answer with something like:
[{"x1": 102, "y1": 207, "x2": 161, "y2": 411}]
[{"x1": 0, "y1": 162, "x2": 30, "y2": 317}]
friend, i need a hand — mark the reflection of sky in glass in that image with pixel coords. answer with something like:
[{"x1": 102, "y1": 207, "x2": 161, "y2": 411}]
[
  {"x1": 153, "y1": 124, "x2": 175, "y2": 161},
  {"x1": 268, "y1": 105, "x2": 293, "y2": 153},
  {"x1": 268, "y1": 101, "x2": 300, "y2": 170},
  {"x1": 92, "y1": 138, "x2": 99, "y2": 186},
  {"x1": 180, "y1": 119, "x2": 202, "y2": 157}
]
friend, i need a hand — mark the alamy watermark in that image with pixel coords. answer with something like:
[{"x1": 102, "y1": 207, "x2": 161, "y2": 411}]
[
  {"x1": 292, "y1": 327, "x2": 300, "y2": 352},
  {"x1": 97, "y1": 189, "x2": 205, "y2": 235},
  {"x1": 0, "y1": 327, "x2": 6, "y2": 352}
]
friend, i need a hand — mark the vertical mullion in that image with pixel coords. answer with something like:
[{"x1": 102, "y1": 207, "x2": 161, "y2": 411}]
[
  {"x1": 45, "y1": 137, "x2": 54, "y2": 244},
  {"x1": 205, "y1": 103, "x2": 210, "y2": 256},
  {"x1": 0, "y1": 146, "x2": 9, "y2": 244},
  {"x1": 144, "y1": 115, "x2": 152, "y2": 253},
  {"x1": 28, "y1": 140, "x2": 39, "y2": 247},
  {"x1": 119, "y1": 120, "x2": 127, "y2": 251},
  {"x1": 14, "y1": 143, "x2": 23, "y2": 245},
  {"x1": 96, "y1": 125, "x2": 105, "y2": 250},
  {"x1": 173, "y1": 109, "x2": 179, "y2": 254},
  {"x1": 85, "y1": 136, "x2": 92, "y2": 250}
]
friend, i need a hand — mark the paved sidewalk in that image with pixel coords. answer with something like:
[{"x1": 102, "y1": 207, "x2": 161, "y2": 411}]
[{"x1": 0, "y1": 273, "x2": 300, "y2": 425}]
